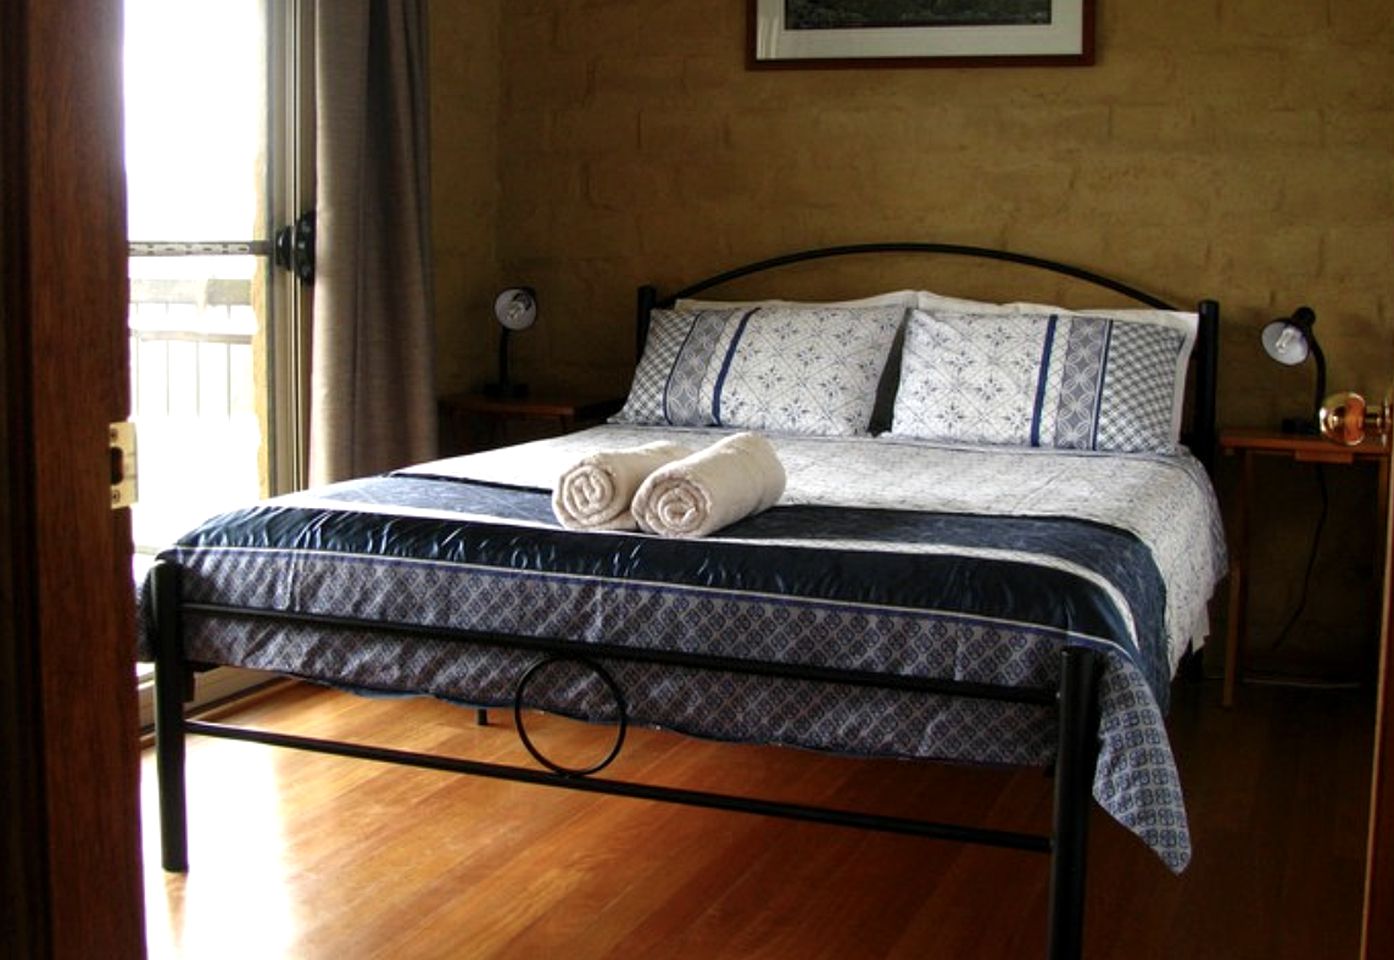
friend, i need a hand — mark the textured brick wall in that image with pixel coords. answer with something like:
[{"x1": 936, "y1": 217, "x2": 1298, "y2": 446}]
[
  {"x1": 425, "y1": 0, "x2": 1394, "y2": 666},
  {"x1": 430, "y1": 0, "x2": 501, "y2": 394},
  {"x1": 429, "y1": 0, "x2": 1393, "y2": 691},
  {"x1": 431, "y1": 0, "x2": 1394, "y2": 428}
]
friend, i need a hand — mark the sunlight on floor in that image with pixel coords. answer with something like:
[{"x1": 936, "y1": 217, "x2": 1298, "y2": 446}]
[{"x1": 141, "y1": 744, "x2": 297, "y2": 959}]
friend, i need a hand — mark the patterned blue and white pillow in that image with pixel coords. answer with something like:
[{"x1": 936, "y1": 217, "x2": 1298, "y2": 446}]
[
  {"x1": 713, "y1": 304, "x2": 904, "y2": 435},
  {"x1": 916, "y1": 292, "x2": 1199, "y2": 441},
  {"x1": 612, "y1": 308, "x2": 741, "y2": 426},
  {"x1": 890, "y1": 309, "x2": 1187, "y2": 453},
  {"x1": 612, "y1": 304, "x2": 904, "y2": 436}
]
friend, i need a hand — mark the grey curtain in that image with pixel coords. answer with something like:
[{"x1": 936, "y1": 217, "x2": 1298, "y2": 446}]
[{"x1": 310, "y1": 0, "x2": 436, "y2": 485}]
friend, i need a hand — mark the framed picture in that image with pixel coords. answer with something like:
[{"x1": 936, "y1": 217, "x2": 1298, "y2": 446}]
[{"x1": 749, "y1": 0, "x2": 1095, "y2": 68}]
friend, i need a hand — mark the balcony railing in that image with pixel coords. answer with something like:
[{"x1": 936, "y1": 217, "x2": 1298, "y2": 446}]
[
  {"x1": 128, "y1": 275, "x2": 263, "y2": 567},
  {"x1": 130, "y1": 277, "x2": 255, "y2": 419}
]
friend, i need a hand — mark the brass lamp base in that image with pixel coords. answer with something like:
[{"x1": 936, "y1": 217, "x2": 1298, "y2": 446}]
[{"x1": 1318, "y1": 387, "x2": 1393, "y2": 446}]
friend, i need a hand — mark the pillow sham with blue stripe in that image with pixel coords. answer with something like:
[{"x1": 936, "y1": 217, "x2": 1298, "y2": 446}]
[
  {"x1": 889, "y1": 309, "x2": 1187, "y2": 453},
  {"x1": 612, "y1": 304, "x2": 904, "y2": 436}
]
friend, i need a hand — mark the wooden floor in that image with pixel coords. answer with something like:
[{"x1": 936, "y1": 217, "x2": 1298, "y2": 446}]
[{"x1": 141, "y1": 679, "x2": 1374, "y2": 959}]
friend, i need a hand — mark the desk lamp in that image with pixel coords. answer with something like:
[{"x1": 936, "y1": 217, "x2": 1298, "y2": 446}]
[
  {"x1": 1261, "y1": 306, "x2": 1325, "y2": 434},
  {"x1": 484, "y1": 287, "x2": 537, "y2": 399}
]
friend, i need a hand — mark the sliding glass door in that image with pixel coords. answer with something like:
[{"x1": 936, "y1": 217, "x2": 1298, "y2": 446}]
[{"x1": 125, "y1": 0, "x2": 314, "y2": 716}]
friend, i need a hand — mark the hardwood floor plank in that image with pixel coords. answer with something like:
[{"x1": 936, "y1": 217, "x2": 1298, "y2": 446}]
[{"x1": 142, "y1": 680, "x2": 1372, "y2": 959}]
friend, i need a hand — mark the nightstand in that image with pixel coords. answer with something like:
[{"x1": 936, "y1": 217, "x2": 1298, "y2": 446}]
[
  {"x1": 438, "y1": 392, "x2": 625, "y2": 454},
  {"x1": 1219, "y1": 428, "x2": 1390, "y2": 706}
]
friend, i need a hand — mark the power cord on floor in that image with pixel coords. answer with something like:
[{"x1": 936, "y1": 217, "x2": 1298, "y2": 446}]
[{"x1": 1270, "y1": 462, "x2": 1328, "y2": 649}]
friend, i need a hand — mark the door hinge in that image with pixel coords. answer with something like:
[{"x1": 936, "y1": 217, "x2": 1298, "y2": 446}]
[{"x1": 109, "y1": 421, "x2": 138, "y2": 509}]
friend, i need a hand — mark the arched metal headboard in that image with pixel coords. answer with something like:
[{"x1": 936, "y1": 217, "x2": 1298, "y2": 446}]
[{"x1": 634, "y1": 242, "x2": 1220, "y2": 470}]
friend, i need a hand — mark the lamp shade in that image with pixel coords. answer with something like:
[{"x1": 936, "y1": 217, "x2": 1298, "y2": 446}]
[
  {"x1": 494, "y1": 287, "x2": 537, "y2": 332},
  {"x1": 1260, "y1": 318, "x2": 1310, "y2": 366}
]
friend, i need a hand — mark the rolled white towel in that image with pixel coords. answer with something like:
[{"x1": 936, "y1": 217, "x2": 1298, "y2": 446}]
[
  {"x1": 632, "y1": 432, "x2": 786, "y2": 538},
  {"x1": 552, "y1": 441, "x2": 693, "y2": 531}
]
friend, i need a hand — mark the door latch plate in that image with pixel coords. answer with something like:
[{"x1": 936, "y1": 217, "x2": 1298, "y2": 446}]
[{"x1": 109, "y1": 421, "x2": 137, "y2": 509}]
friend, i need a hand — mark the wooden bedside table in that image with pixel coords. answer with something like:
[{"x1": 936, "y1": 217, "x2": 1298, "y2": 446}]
[
  {"x1": 438, "y1": 392, "x2": 625, "y2": 454},
  {"x1": 1220, "y1": 428, "x2": 1391, "y2": 706}
]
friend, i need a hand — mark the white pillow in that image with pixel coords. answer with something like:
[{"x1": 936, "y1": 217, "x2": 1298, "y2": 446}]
[
  {"x1": 915, "y1": 289, "x2": 1013, "y2": 315},
  {"x1": 675, "y1": 290, "x2": 917, "y2": 310}
]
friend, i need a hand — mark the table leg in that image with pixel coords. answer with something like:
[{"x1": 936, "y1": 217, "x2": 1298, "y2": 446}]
[
  {"x1": 1223, "y1": 449, "x2": 1254, "y2": 707},
  {"x1": 1223, "y1": 563, "x2": 1243, "y2": 708}
]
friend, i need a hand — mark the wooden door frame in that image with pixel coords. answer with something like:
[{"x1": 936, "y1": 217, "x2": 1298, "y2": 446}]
[
  {"x1": 1, "y1": 1, "x2": 145, "y2": 957},
  {"x1": 1366, "y1": 481, "x2": 1394, "y2": 956}
]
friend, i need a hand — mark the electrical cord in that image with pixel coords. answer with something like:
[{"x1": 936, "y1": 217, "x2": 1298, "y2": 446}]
[{"x1": 1271, "y1": 462, "x2": 1328, "y2": 649}]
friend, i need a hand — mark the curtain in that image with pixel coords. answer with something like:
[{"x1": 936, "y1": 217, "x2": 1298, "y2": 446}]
[{"x1": 310, "y1": 0, "x2": 436, "y2": 485}]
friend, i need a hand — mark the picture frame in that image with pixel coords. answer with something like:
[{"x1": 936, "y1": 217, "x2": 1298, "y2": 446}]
[{"x1": 749, "y1": 0, "x2": 1095, "y2": 69}]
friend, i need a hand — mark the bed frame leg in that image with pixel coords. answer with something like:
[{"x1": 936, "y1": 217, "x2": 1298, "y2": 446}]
[
  {"x1": 476, "y1": 708, "x2": 489, "y2": 726},
  {"x1": 151, "y1": 559, "x2": 190, "y2": 873},
  {"x1": 1046, "y1": 647, "x2": 1101, "y2": 960}
]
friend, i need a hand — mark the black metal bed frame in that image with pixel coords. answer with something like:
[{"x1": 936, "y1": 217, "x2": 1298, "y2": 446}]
[{"x1": 151, "y1": 243, "x2": 1221, "y2": 960}]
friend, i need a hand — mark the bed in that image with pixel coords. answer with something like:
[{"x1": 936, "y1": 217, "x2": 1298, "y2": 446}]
[{"x1": 143, "y1": 243, "x2": 1225, "y2": 960}]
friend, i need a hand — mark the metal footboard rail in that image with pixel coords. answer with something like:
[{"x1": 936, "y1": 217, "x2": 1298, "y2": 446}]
[
  {"x1": 176, "y1": 599, "x2": 1060, "y2": 707},
  {"x1": 150, "y1": 559, "x2": 1102, "y2": 960},
  {"x1": 180, "y1": 718, "x2": 1052, "y2": 852}
]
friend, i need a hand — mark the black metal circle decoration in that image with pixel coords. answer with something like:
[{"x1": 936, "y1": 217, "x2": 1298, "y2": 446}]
[{"x1": 512, "y1": 655, "x2": 628, "y2": 778}]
